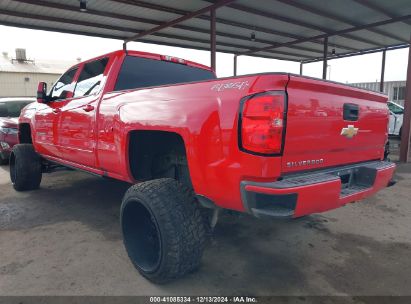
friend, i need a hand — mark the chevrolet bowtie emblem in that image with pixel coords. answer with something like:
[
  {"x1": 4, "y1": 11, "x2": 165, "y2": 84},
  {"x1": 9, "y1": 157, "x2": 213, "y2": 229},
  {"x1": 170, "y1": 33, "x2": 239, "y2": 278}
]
[{"x1": 341, "y1": 125, "x2": 359, "y2": 139}]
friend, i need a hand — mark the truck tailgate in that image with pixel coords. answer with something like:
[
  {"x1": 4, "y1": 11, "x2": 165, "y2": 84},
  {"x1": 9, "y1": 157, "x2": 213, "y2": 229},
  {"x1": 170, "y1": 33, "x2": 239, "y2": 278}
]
[{"x1": 282, "y1": 75, "x2": 389, "y2": 173}]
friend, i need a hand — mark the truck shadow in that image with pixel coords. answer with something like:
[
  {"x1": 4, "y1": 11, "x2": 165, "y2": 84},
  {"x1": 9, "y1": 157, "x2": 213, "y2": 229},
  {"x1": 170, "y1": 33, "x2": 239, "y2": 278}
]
[
  {"x1": 0, "y1": 170, "x2": 311, "y2": 293},
  {"x1": 0, "y1": 164, "x2": 10, "y2": 171},
  {"x1": 0, "y1": 171, "x2": 129, "y2": 240}
]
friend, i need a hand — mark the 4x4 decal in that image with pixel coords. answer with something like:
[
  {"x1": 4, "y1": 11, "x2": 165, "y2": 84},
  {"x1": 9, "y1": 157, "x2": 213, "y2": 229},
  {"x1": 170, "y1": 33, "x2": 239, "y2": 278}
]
[{"x1": 211, "y1": 81, "x2": 250, "y2": 92}]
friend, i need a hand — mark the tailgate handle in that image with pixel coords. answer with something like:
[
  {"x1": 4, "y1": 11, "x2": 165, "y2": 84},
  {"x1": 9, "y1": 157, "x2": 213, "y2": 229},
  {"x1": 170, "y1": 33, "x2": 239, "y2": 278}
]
[{"x1": 343, "y1": 103, "x2": 359, "y2": 121}]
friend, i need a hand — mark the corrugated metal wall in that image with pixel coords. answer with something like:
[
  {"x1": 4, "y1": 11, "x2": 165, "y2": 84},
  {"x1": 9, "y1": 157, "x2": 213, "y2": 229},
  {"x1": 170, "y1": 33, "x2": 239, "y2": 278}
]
[
  {"x1": 350, "y1": 81, "x2": 406, "y2": 106},
  {"x1": 0, "y1": 72, "x2": 59, "y2": 97}
]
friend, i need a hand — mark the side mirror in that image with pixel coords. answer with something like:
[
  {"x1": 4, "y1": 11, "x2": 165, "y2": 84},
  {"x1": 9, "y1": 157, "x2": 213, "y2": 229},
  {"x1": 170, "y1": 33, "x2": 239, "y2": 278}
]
[{"x1": 37, "y1": 82, "x2": 48, "y2": 103}]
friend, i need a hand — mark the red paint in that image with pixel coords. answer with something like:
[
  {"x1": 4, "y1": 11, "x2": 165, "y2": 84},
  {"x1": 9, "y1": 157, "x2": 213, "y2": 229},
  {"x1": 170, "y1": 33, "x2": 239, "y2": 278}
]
[
  {"x1": 283, "y1": 75, "x2": 389, "y2": 173},
  {"x1": 0, "y1": 117, "x2": 18, "y2": 157},
  {"x1": 244, "y1": 163, "x2": 395, "y2": 217},
  {"x1": 19, "y1": 50, "x2": 395, "y2": 216}
]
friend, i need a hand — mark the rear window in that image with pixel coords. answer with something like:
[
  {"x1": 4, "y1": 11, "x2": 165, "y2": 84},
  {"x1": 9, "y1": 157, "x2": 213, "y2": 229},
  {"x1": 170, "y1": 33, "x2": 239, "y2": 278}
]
[{"x1": 114, "y1": 56, "x2": 216, "y2": 91}]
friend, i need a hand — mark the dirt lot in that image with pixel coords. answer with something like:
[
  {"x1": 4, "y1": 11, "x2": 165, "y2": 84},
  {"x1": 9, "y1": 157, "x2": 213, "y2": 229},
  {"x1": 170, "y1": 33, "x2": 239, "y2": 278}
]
[{"x1": 0, "y1": 161, "x2": 411, "y2": 296}]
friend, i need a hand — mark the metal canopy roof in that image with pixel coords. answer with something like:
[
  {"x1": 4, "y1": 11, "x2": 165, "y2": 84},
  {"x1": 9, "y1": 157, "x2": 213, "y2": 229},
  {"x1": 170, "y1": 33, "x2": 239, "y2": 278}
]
[{"x1": 0, "y1": 0, "x2": 410, "y2": 63}]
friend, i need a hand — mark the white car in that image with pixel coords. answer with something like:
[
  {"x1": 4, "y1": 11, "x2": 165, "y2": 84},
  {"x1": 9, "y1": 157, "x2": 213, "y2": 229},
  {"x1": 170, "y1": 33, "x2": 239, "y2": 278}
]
[{"x1": 388, "y1": 101, "x2": 404, "y2": 136}]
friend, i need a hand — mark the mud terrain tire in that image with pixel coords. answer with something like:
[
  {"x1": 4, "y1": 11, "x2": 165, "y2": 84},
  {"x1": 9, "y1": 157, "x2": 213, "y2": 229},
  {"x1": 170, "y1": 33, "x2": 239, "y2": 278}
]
[
  {"x1": 121, "y1": 178, "x2": 206, "y2": 283},
  {"x1": 10, "y1": 144, "x2": 42, "y2": 191}
]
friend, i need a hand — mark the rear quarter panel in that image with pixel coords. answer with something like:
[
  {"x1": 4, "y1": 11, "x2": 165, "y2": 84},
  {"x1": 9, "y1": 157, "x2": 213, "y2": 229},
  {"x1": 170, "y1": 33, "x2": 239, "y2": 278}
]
[{"x1": 98, "y1": 74, "x2": 289, "y2": 210}]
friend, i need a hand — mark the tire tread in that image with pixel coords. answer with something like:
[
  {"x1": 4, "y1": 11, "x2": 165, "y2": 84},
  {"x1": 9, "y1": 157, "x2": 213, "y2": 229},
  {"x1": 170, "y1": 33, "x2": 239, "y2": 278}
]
[
  {"x1": 121, "y1": 178, "x2": 206, "y2": 283},
  {"x1": 10, "y1": 144, "x2": 42, "y2": 191}
]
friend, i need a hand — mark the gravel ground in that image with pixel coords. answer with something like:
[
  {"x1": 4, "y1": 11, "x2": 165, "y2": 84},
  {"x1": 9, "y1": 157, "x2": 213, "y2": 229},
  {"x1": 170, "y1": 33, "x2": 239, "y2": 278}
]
[{"x1": 0, "y1": 161, "x2": 410, "y2": 296}]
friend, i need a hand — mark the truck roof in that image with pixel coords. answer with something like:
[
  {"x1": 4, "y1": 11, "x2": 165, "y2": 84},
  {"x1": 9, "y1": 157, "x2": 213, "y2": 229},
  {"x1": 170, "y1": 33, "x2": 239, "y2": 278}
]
[
  {"x1": 62, "y1": 51, "x2": 387, "y2": 100},
  {"x1": 66, "y1": 49, "x2": 213, "y2": 74}
]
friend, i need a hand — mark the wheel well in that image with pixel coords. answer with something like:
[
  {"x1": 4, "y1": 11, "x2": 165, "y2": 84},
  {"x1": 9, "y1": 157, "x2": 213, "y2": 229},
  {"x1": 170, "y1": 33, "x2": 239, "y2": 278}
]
[
  {"x1": 128, "y1": 130, "x2": 192, "y2": 187},
  {"x1": 19, "y1": 123, "x2": 32, "y2": 144}
]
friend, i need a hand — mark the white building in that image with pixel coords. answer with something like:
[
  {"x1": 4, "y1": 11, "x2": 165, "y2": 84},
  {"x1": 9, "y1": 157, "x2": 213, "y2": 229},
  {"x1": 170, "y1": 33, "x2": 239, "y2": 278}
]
[
  {"x1": 350, "y1": 80, "x2": 406, "y2": 106},
  {"x1": 0, "y1": 49, "x2": 75, "y2": 97}
]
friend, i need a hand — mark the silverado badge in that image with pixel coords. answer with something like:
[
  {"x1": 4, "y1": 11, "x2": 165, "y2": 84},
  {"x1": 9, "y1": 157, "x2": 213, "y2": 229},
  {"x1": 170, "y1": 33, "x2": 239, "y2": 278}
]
[{"x1": 341, "y1": 125, "x2": 359, "y2": 139}]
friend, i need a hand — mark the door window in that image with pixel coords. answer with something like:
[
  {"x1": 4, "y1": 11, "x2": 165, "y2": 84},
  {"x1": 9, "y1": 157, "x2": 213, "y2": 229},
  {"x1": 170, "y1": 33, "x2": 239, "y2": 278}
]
[
  {"x1": 74, "y1": 58, "x2": 109, "y2": 97},
  {"x1": 50, "y1": 68, "x2": 78, "y2": 101}
]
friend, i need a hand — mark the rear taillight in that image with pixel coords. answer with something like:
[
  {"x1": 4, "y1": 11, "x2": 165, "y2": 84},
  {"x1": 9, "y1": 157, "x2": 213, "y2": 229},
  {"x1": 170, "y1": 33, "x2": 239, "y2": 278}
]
[{"x1": 239, "y1": 92, "x2": 285, "y2": 155}]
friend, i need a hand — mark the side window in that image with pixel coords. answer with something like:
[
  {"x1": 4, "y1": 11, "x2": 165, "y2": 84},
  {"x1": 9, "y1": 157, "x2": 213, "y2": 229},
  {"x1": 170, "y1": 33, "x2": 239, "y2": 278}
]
[
  {"x1": 73, "y1": 57, "x2": 109, "y2": 97},
  {"x1": 50, "y1": 68, "x2": 78, "y2": 101}
]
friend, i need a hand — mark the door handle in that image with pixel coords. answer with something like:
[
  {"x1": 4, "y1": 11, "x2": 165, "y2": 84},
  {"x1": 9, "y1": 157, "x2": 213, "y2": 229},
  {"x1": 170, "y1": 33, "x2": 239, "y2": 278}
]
[
  {"x1": 343, "y1": 103, "x2": 359, "y2": 121},
  {"x1": 83, "y1": 104, "x2": 95, "y2": 112},
  {"x1": 52, "y1": 108, "x2": 61, "y2": 114}
]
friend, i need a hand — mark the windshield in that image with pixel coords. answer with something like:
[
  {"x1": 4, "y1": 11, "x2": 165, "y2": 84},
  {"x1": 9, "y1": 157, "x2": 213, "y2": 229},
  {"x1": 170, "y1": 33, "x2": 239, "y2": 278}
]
[
  {"x1": 0, "y1": 100, "x2": 33, "y2": 118},
  {"x1": 388, "y1": 102, "x2": 404, "y2": 115}
]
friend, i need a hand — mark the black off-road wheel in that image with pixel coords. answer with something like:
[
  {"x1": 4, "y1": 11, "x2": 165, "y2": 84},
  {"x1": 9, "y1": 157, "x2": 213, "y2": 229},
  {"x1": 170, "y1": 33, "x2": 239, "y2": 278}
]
[
  {"x1": 120, "y1": 178, "x2": 206, "y2": 284},
  {"x1": 10, "y1": 144, "x2": 42, "y2": 191}
]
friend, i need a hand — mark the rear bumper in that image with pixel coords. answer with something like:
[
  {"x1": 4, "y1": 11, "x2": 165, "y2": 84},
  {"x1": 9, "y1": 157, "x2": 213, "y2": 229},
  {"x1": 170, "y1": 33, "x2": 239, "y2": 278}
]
[{"x1": 241, "y1": 161, "x2": 396, "y2": 218}]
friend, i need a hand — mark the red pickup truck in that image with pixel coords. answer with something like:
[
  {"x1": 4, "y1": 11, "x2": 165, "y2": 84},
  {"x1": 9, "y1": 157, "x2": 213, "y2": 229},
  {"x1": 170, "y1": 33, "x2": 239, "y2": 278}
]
[{"x1": 12, "y1": 49, "x2": 395, "y2": 283}]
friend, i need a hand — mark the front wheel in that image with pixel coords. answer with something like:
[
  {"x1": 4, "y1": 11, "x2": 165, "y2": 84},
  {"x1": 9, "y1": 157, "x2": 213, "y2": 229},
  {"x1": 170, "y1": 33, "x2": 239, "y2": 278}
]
[
  {"x1": 120, "y1": 178, "x2": 206, "y2": 284},
  {"x1": 10, "y1": 144, "x2": 42, "y2": 191}
]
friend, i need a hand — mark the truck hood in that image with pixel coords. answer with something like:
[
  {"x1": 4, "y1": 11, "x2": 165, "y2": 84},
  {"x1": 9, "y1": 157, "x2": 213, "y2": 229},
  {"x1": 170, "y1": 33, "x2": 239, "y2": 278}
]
[{"x1": 0, "y1": 117, "x2": 18, "y2": 129}]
